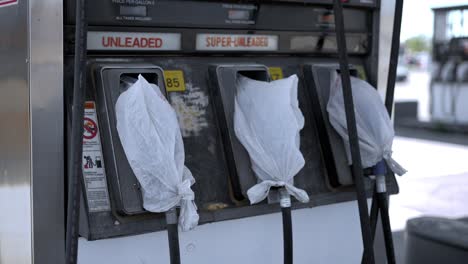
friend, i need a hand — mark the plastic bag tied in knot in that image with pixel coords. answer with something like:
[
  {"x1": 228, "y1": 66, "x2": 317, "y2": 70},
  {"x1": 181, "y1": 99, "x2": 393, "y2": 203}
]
[
  {"x1": 234, "y1": 75, "x2": 310, "y2": 205},
  {"x1": 327, "y1": 72, "x2": 407, "y2": 176},
  {"x1": 115, "y1": 75, "x2": 199, "y2": 231}
]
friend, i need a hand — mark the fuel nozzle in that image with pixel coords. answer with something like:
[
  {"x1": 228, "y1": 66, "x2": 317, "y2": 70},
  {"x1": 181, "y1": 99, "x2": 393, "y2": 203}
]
[
  {"x1": 373, "y1": 160, "x2": 387, "y2": 194},
  {"x1": 279, "y1": 187, "x2": 292, "y2": 208}
]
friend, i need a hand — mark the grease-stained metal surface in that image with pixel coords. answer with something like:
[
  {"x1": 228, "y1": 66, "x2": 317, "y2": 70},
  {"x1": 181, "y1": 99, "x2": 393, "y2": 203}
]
[{"x1": 170, "y1": 83, "x2": 210, "y2": 137}]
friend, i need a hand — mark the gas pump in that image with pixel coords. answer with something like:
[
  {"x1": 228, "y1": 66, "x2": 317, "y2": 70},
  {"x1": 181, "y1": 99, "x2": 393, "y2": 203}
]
[
  {"x1": 432, "y1": 38, "x2": 468, "y2": 123},
  {"x1": 0, "y1": 0, "x2": 405, "y2": 264},
  {"x1": 64, "y1": 0, "x2": 401, "y2": 263},
  {"x1": 430, "y1": 6, "x2": 468, "y2": 125}
]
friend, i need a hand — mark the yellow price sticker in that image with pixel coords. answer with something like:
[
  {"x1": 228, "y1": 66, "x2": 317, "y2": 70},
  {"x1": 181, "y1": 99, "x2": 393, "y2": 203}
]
[
  {"x1": 355, "y1": 65, "x2": 368, "y2": 81},
  {"x1": 269, "y1": 67, "x2": 284, "y2": 81},
  {"x1": 164, "y1": 70, "x2": 186, "y2": 92}
]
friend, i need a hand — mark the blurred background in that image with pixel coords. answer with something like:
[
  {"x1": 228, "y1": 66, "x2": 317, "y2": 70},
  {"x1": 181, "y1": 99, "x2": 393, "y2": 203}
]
[{"x1": 389, "y1": 0, "x2": 468, "y2": 262}]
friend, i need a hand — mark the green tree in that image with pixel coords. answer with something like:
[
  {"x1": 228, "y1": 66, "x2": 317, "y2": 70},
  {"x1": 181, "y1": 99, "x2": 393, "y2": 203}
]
[{"x1": 405, "y1": 35, "x2": 430, "y2": 53}]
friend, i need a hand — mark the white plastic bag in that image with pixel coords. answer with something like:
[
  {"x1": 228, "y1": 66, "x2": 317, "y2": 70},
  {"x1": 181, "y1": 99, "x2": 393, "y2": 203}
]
[
  {"x1": 115, "y1": 75, "x2": 199, "y2": 231},
  {"x1": 234, "y1": 74, "x2": 309, "y2": 204},
  {"x1": 327, "y1": 72, "x2": 406, "y2": 175}
]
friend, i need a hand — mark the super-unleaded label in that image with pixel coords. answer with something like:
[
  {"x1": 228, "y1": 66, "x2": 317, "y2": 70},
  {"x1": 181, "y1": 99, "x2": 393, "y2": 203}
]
[
  {"x1": 83, "y1": 101, "x2": 111, "y2": 212},
  {"x1": 196, "y1": 34, "x2": 278, "y2": 51},
  {"x1": 87, "y1": 32, "x2": 181, "y2": 51}
]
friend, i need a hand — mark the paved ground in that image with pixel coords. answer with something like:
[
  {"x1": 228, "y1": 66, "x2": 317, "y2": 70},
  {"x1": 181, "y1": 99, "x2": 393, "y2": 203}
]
[
  {"x1": 391, "y1": 70, "x2": 468, "y2": 230},
  {"x1": 390, "y1": 136, "x2": 468, "y2": 230},
  {"x1": 389, "y1": 71, "x2": 468, "y2": 263},
  {"x1": 393, "y1": 70, "x2": 431, "y2": 121},
  {"x1": 389, "y1": 135, "x2": 468, "y2": 263}
]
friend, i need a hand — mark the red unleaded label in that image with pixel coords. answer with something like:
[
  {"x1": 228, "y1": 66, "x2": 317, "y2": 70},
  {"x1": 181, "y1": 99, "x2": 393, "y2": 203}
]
[
  {"x1": 196, "y1": 33, "x2": 278, "y2": 51},
  {"x1": 87, "y1": 31, "x2": 181, "y2": 51},
  {"x1": 0, "y1": 0, "x2": 18, "y2": 8}
]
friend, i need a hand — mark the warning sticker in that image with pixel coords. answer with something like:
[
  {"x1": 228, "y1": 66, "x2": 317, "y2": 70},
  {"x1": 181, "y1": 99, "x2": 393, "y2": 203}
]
[
  {"x1": 82, "y1": 101, "x2": 111, "y2": 212},
  {"x1": 83, "y1": 117, "x2": 98, "y2": 140},
  {"x1": 0, "y1": 0, "x2": 18, "y2": 8}
]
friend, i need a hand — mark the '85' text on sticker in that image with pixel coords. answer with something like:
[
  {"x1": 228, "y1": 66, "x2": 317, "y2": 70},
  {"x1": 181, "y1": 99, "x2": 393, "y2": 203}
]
[{"x1": 164, "y1": 70, "x2": 186, "y2": 92}]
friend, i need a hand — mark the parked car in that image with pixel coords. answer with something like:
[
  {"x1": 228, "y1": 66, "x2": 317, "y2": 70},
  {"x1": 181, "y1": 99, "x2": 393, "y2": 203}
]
[{"x1": 396, "y1": 62, "x2": 409, "y2": 82}]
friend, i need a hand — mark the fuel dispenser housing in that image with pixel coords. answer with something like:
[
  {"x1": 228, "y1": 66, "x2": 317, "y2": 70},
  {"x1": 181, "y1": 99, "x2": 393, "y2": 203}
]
[
  {"x1": 60, "y1": 0, "x2": 400, "y2": 241},
  {"x1": 0, "y1": 0, "x2": 407, "y2": 263}
]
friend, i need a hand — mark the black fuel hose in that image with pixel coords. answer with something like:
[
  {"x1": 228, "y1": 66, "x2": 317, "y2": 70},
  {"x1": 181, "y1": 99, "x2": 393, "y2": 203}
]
[
  {"x1": 366, "y1": 0, "x2": 403, "y2": 263},
  {"x1": 333, "y1": 1, "x2": 375, "y2": 263},
  {"x1": 362, "y1": 181, "x2": 397, "y2": 264},
  {"x1": 166, "y1": 208, "x2": 181, "y2": 264},
  {"x1": 377, "y1": 192, "x2": 396, "y2": 264},
  {"x1": 65, "y1": 0, "x2": 87, "y2": 263},
  {"x1": 282, "y1": 206, "x2": 293, "y2": 264},
  {"x1": 364, "y1": 186, "x2": 398, "y2": 264},
  {"x1": 280, "y1": 188, "x2": 293, "y2": 264},
  {"x1": 361, "y1": 188, "x2": 379, "y2": 264},
  {"x1": 373, "y1": 160, "x2": 397, "y2": 264},
  {"x1": 369, "y1": 190, "x2": 379, "y2": 240}
]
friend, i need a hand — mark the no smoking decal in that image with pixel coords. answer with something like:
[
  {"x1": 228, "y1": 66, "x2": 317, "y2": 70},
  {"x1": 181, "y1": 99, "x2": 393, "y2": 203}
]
[{"x1": 83, "y1": 117, "x2": 98, "y2": 140}]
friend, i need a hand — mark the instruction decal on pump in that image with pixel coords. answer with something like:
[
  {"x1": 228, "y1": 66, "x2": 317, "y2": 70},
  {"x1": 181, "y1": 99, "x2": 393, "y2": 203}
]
[
  {"x1": 164, "y1": 70, "x2": 186, "y2": 92},
  {"x1": 82, "y1": 101, "x2": 111, "y2": 212},
  {"x1": 0, "y1": 0, "x2": 18, "y2": 8},
  {"x1": 269, "y1": 67, "x2": 284, "y2": 80},
  {"x1": 196, "y1": 33, "x2": 278, "y2": 51},
  {"x1": 87, "y1": 32, "x2": 181, "y2": 51}
]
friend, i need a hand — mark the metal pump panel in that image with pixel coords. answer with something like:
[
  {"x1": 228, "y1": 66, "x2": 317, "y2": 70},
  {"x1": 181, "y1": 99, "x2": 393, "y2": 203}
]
[
  {"x1": 303, "y1": 64, "x2": 358, "y2": 188},
  {"x1": 209, "y1": 64, "x2": 270, "y2": 201},
  {"x1": 94, "y1": 64, "x2": 166, "y2": 215}
]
